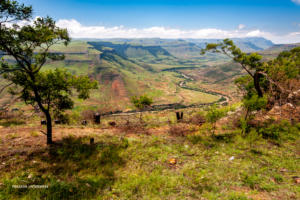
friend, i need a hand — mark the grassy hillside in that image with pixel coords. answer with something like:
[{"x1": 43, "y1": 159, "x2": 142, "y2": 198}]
[
  {"x1": 0, "y1": 106, "x2": 299, "y2": 200},
  {"x1": 38, "y1": 41, "x2": 222, "y2": 112},
  {"x1": 259, "y1": 43, "x2": 300, "y2": 60},
  {"x1": 0, "y1": 37, "x2": 277, "y2": 113}
]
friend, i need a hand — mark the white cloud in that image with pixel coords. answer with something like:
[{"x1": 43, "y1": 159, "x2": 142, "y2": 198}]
[
  {"x1": 238, "y1": 24, "x2": 246, "y2": 30},
  {"x1": 292, "y1": 0, "x2": 300, "y2": 5},
  {"x1": 56, "y1": 19, "x2": 300, "y2": 44},
  {"x1": 5, "y1": 18, "x2": 300, "y2": 44}
]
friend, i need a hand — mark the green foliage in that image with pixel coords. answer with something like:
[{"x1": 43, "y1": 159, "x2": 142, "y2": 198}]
[
  {"x1": 0, "y1": 2, "x2": 99, "y2": 143},
  {"x1": 258, "y1": 120, "x2": 300, "y2": 142},
  {"x1": 202, "y1": 39, "x2": 263, "y2": 71},
  {"x1": 234, "y1": 75, "x2": 255, "y2": 97},
  {"x1": 267, "y1": 47, "x2": 300, "y2": 80},
  {"x1": 205, "y1": 104, "x2": 226, "y2": 124},
  {"x1": 243, "y1": 94, "x2": 267, "y2": 113},
  {"x1": 228, "y1": 193, "x2": 252, "y2": 200},
  {"x1": 242, "y1": 174, "x2": 262, "y2": 189},
  {"x1": 7, "y1": 68, "x2": 97, "y2": 114},
  {"x1": 131, "y1": 94, "x2": 153, "y2": 110},
  {"x1": 0, "y1": 0, "x2": 32, "y2": 23}
]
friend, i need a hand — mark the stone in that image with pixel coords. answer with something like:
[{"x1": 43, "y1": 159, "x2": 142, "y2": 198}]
[{"x1": 169, "y1": 158, "x2": 177, "y2": 165}]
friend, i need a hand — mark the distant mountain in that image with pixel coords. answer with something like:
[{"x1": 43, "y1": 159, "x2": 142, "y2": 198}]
[
  {"x1": 186, "y1": 37, "x2": 274, "y2": 52},
  {"x1": 87, "y1": 41, "x2": 173, "y2": 63},
  {"x1": 88, "y1": 37, "x2": 273, "y2": 59},
  {"x1": 259, "y1": 43, "x2": 300, "y2": 60}
]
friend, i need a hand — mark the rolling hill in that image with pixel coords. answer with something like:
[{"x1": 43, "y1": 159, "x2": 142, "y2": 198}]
[{"x1": 0, "y1": 37, "x2": 281, "y2": 112}]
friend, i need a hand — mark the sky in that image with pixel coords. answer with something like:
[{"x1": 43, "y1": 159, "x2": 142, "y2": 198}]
[{"x1": 19, "y1": 0, "x2": 300, "y2": 44}]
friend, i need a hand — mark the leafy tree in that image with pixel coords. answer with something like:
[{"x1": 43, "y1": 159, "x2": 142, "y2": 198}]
[
  {"x1": 201, "y1": 39, "x2": 278, "y2": 97},
  {"x1": 131, "y1": 95, "x2": 153, "y2": 122},
  {"x1": 0, "y1": 0, "x2": 32, "y2": 24},
  {"x1": 0, "y1": 1, "x2": 98, "y2": 144}
]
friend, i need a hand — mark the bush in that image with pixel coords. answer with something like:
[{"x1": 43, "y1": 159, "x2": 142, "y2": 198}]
[
  {"x1": 258, "y1": 120, "x2": 300, "y2": 142},
  {"x1": 189, "y1": 113, "x2": 206, "y2": 125},
  {"x1": 55, "y1": 113, "x2": 71, "y2": 125},
  {"x1": 131, "y1": 95, "x2": 153, "y2": 110}
]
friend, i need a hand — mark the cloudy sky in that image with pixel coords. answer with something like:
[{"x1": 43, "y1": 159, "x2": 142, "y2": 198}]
[{"x1": 19, "y1": 0, "x2": 300, "y2": 44}]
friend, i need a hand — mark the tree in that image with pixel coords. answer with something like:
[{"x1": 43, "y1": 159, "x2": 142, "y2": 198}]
[
  {"x1": 0, "y1": 0, "x2": 32, "y2": 94},
  {"x1": 0, "y1": 1, "x2": 98, "y2": 144},
  {"x1": 131, "y1": 95, "x2": 153, "y2": 122},
  {"x1": 201, "y1": 39, "x2": 275, "y2": 97}
]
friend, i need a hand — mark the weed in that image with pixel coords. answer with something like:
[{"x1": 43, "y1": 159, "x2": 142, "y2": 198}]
[
  {"x1": 228, "y1": 193, "x2": 252, "y2": 200},
  {"x1": 242, "y1": 174, "x2": 262, "y2": 189},
  {"x1": 258, "y1": 120, "x2": 300, "y2": 142},
  {"x1": 30, "y1": 131, "x2": 39, "y2": 137}
]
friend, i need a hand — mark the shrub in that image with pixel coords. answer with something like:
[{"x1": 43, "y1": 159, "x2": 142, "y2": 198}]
[
  {"x1": 206, "y1": 104, "x2": 226, "y2": 134},
  {"x1": 258, "y1": 120, "x2": 300, "y2": 142},
  {"x1": 55, "y1": 113, "x2": 71, "y2": 125},
  {"x1": 131, "y1": 95, "x2": 153, "y2": 110},
  {"x1": 190, "y1": 113, "x2": 206, "y2": 125}
]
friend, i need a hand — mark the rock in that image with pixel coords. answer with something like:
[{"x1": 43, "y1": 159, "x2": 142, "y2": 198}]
[
  {"x1": 28, "y1": 174, "x2": 33, "y2": 179},
  {"x1": 282, "y1": 103, "x2": 295, "y2": 110},
  {"x1": 169, "y1": 158, "x2": 177, "y2": 165},
  {"x1": 229, "y1": 156, "x2": 235, "y2": 161},
  {"x1": 293, "y1": 176, "x2": 300, "y2": 184},
  {"x1": 109, "y1": 121, "x2": 116, "y2": 126},
  {"x1": 227, "y1": 111, "x2": 234, "y2": 115},
  {"x1": 280, "y1": 168, "x2": 288, "y2": 173}
]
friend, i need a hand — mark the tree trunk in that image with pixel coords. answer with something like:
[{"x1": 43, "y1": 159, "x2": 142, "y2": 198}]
[
  {"x1": 45, "y1": 111, "x2": 53, "y2": 145},
  {"x1": 254, "y1": 72, "x2": 263, "y2": 97}
]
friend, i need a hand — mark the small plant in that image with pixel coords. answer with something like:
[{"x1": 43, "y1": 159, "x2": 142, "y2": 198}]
[
  {"x1": 131, "y1": 95, "x2": 153, "y2": 122},
  {"x1": 246, "y1": 129, "x2": 262, "y2": 147},
  {"x1": 273, "y1": 174, "x2": 283, "y2": 183},
  {"x1": 190, "y1": 113, "x2": 206, "y2": 125},
  {"x1": 228, "y1": 193, "x2": 252, "y2": 200},
  {"x1": 205, "y1": 104, "x2": 225, "y2": 135},
  {"x1": 131, "y1": 95, "x2": 153, "y2": 110},
  {"x1": 243, "y1": 94, "x2": 267, "y2": 120},
  {"x1": 30, "y1": 131, "x2": 39, "y2": 137},
  {"x1": 242, "y1": 174, "x2": 262, "y2": 189}
]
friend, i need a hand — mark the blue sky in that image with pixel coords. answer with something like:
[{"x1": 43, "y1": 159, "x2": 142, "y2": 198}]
[{"x1": 19, "y1": 0, "x2": 300, "y2": 43}]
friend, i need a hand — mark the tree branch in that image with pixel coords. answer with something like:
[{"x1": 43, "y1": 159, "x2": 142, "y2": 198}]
[
  {"x1": 257, "y1": 71, "x2": 289, "y2": 94},
  {"x1": 0, "y1": 82, "x2": 13, "y2": 94}
]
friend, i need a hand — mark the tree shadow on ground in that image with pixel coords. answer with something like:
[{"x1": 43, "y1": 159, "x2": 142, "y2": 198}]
[
  {"x1": 0, "y1": 119, "x2": 26, "y2": 127},
  {"x1": 1, "y1": 136, "x2": 127, "y2": 200}
]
